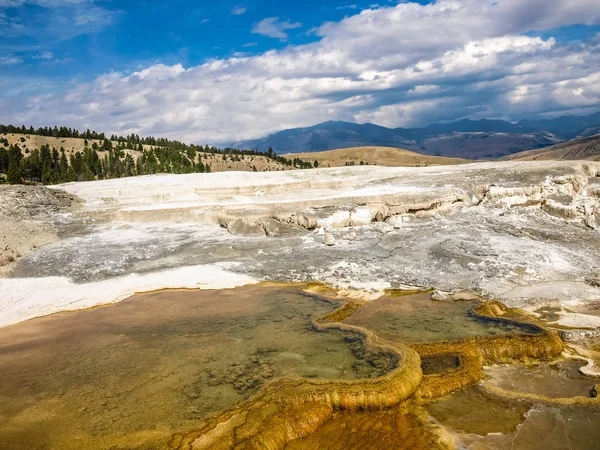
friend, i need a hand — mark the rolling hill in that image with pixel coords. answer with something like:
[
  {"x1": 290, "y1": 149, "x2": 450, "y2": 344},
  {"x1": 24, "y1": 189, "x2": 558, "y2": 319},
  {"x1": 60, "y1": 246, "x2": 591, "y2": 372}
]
[
  {"x1": 284, "y1": 146, "x2": 469, "y2": 168},
  {"x1": 231, "y1": 120, "x2": 559, "y2": 160},
  {"x1": 231, "y1": 111, "x2": 600, "y2": 159},
  {"x1": 0, "y1": 132, "x2": 303, "y2": 181},
  {"x1": 505, "y1": 134, "x2": 600, "y2": 161}
]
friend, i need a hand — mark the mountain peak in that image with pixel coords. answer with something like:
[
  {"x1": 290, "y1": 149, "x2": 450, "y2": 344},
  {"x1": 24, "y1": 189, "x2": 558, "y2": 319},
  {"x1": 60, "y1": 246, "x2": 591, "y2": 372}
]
[
  {"x1": 230, "y1": 110, "x2": 600, "y2": 158},
  {"x1": 426, "y1": 118, "x2": 521, "y2": 133}
]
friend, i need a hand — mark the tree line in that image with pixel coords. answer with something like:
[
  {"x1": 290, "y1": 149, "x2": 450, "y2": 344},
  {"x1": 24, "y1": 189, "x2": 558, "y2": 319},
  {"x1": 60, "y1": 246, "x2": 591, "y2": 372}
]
[{"x1": 0, "y1": 124, "x2": 314, "y2": 184}]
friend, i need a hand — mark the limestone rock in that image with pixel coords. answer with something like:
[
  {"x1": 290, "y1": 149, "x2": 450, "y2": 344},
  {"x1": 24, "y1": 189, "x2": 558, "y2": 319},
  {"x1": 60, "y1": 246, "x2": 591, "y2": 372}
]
[
  {"x1": 415, "y1": 210, "x2": 436, "y2": 219},
  {"x1": 386, "y1": 215, "x2": 405, "y2": 229},
  {"x1": 585, "y1": 271, "x2": 600, "y2": 288},
  {"x1": 7, "y1": 159, "x2": 600, "y2": 324},
  {"x1": 227, "y1": 219, "x2": 266, "y2": 237},
  {"x1": 448, "y1": 290, "x2": 480, "y2": 301},
  {"x1": 374, "y1": 223, "x2": 394, "y2": 234},
  {"x1": 261, "y1": 219, "x2": 307, "y2": 237},
  {"x1": 317, "y1": 210, "x2": 351, "y2": 230},
  {"x1": 431, "y1": 290, "x2": 449, "y2": 301},
  {"x1": 349, "y1": 208, "x2": 372, "y2": 226},
  {"x1": 343, "y1": 231, "x2": 357, "y2": 241},
  {"x1": 584, "y1": 214, "x2": 596, "y2": 229},
  {"x1": 542, "y1": 199, "x2": 579, "y2": 220},
  {"x1": 323, "y1": 234, "x2": 336, "y2": 246}
]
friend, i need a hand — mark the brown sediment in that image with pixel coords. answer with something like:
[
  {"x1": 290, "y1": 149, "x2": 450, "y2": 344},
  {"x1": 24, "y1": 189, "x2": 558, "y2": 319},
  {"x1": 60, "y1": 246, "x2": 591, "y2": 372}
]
[
  {"x1": 0, "y1": 280, "x2": 575, "y2": 449},
  {"x1": 385, "y1": 288, "x2": 434, "y2": 297},
  {"x1": 469, "y1": 302, "x2": 564, "y2": 364},
  {"x1": 0, "y1": 282, "x2": 591, "y2": 449},
  {"x1": 413, "y1": 302, "x2": 564, "y2": 401},
  {"x1": 420, "y1": 354, "x2": 461, "y2": 375},
  {"x1": 173, "y1": 320, "x2": 424, "y2": 449},
  {"x1": 481, "y1": 383, "x2": 600, "y2": 407},
  {"x1": 173, "y1": 292, "x2": 569, "y2": 449},
  {"x1": 412, "y1": 340, "x2": 484, "y2": 400},
  {"x1": 172, "y1": 291, "x2": 426, "y2": 449},
  {"x1": 0, "y1": 283, "x2": 399, "y2": 450},
  {"x1": 425, "y1": 385, "x2": 533, "y2": 437},
  {"x1": 315, "y1": 301, "x2": 364, "y2": 324},
  {"x1": 284, "y1": 406, "x2": 453, "y2": 450}
]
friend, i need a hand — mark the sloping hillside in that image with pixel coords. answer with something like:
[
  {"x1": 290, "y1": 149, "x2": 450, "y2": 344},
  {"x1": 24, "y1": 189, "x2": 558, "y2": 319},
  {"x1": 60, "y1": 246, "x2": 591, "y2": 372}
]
[
  {"x1": 194, "y1": 153, "x2": 295, "y2": 172},
  {"x1": 505, "y1": 134, "x2": 600, "y2": 161},
  {"x1": 283, "y1": 146, "x2": 469, "y2": 168},
  {"x1": 1, "y1": 133, "x2": 149, "y2": 156},
  {"x1": 0, "y1": 132, "x2": 299, "y2": 176}
]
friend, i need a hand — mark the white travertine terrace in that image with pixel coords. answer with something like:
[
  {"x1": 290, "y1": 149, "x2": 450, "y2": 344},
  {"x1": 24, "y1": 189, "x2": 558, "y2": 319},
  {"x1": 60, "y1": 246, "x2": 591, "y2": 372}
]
[
  {"x1": 1, "y1": 160, "x2": 600, "y2": 331},
  {"x1": 0, "y1": 264, "x2": 257, "y2": 328}
]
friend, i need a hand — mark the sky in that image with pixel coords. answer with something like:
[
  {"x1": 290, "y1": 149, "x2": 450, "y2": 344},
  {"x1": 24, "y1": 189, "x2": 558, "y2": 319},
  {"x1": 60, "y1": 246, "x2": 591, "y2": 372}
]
[{"x1": 1, "y1": 0, "x2": 600, "y2": 144}]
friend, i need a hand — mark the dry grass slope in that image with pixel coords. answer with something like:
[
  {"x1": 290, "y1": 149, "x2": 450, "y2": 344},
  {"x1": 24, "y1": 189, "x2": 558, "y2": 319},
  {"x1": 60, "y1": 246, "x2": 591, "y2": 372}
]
[
  {"x1": 195, "y1": 153, "x2": 294, "y2": 172},
  {"x1": 1, "y1": 133, "x2": 296, "y2": 173},
  {"x1": 1, "y1": 133, "x2": 149, "y2": 156},
  {"x1": 284, "y1": 146, "x2": 469, "y2": 168},
  {"x1": 505, "y1": 134, "x2": 600, "y2": 162}
]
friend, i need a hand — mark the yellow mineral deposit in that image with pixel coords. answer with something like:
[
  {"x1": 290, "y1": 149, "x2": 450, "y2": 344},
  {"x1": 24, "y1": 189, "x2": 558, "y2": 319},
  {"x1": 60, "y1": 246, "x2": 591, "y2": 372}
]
[
  {"x1": 0, "y1": 284, "x2": 597, "y2": 450},
  {"x1": 171, "y1": 288, "x2": 598, "y2": 450}
]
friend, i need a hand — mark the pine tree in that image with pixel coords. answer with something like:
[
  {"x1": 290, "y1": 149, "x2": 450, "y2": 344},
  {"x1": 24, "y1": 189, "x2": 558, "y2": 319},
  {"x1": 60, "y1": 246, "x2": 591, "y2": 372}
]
[{"x1": 6, "y1": 159, "x2": 21, "y2": 184}]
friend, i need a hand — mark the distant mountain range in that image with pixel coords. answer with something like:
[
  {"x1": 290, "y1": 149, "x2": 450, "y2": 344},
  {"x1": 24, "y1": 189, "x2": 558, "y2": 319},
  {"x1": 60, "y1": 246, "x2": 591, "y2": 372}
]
[{"x1": 230, "y1": 111, "x2": 600, "y2": 159}]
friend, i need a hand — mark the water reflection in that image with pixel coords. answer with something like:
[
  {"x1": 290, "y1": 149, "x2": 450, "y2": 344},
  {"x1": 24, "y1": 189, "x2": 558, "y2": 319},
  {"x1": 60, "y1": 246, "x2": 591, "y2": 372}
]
[{"x1": 0, "y1": 284, "x2": 386, "y2": 450}]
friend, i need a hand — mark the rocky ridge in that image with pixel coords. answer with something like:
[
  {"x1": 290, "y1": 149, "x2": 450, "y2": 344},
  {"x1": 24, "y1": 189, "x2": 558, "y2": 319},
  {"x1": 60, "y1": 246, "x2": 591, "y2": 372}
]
[{"x1": 0, "y1": 185, "x2": 77, "y2": 274}]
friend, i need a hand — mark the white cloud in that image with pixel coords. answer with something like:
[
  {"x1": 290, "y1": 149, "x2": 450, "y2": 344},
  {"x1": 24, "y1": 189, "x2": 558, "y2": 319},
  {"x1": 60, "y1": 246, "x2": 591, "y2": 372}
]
[
  {"x1": 0, "y1": 54, "x2": 22, "y2": 64},
  {"x1": 0, "y1": 0, "x2": 114, "y2": 41},
  {"x1": 2, "y1": 0, "x2": 600, "y2": 144},
  {"x1": 33, "y1": 51, "x2": 53, "y2": 59},
  {"x1": 232, "y1": 6, "x2": 246, "y2": 15},
  {"x1": 251, "y1": 17, "x2": 302, "y2": 40}
]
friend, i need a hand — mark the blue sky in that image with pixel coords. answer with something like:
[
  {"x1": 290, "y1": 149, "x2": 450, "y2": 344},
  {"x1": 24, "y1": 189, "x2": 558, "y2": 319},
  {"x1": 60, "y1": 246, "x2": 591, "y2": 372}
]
[
  {"x1": 1, "y1": 0, "x2": 410, "y2": 86},
  {"x1": 1, "y1": 0, "x2": 600, "y2": 144}
]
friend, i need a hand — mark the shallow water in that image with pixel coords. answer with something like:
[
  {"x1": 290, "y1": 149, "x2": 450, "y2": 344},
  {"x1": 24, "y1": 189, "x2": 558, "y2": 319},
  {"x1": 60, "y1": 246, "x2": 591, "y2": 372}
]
[
  {"x1": 458, "y1": 406, "x2": 600, "y2": 450},
  {"x1": 428, "y1": 387, "x2": 600, "y2": 450},
  {"x1": 285, "y1": 409, "x2": 438, "y2": 450},
  {"x1": 0, "y1": 284, "x2": 391, "y2": 450},
  {"x1": 2, "y1": 284, "x2": 598, "y2": 450},
  {"x1": 484, "y1": 359, "x2": 597, "y2": 398},
  {"x1": 343, "y1": 292, "x2": 523, "y2": 343},
  {"x1": 426, "y1": 387, "x2": 531, "y2": 435},
  {"x1": 421, "y1": 354, "x2": 461, "y2": 375}
]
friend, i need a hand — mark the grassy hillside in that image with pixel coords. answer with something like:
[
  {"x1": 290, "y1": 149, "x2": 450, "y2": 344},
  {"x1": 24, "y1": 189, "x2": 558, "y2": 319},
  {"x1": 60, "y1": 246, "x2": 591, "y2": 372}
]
[
  {"x1": 0, "y1": 133, "x2": 295, "y2": 173},
  {"x1": 0, "y1": 132, "x2": 309, "y2": 185},
  {"x1": 505, "y1": 134, "x2": 600, "y2": 161},
  {"x1": 2, "y1": 133, "x2": 149, "y2": 156},
  {"x1": 284, "y1": 146, "x2": 469, "y2": 168}
]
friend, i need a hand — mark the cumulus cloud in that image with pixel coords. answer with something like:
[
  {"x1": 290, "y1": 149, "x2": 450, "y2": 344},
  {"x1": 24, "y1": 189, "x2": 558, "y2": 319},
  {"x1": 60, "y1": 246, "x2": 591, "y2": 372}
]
[
  {"x1": 2, "y1": 0, "x2": 600, "y2": 144},
  {"x1": 252, "y1": 17, "x2": 302, "y2": 40},
  {"x1": 231, "y1": 6, "x2": 246, "y2": 15}
]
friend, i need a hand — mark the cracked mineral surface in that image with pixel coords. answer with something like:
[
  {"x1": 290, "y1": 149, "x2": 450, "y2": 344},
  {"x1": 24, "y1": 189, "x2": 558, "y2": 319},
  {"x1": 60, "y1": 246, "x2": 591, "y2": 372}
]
[{"x1": 2, "y1": 161, "x2": 599, "y2": 327}]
